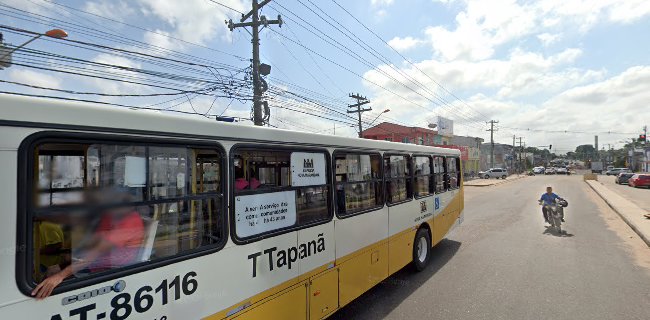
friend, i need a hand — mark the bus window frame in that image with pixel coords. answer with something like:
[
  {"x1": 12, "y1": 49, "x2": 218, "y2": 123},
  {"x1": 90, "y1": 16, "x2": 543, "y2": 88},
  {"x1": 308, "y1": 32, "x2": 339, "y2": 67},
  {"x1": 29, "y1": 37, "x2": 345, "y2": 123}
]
[
  {"x1": 433, "y1": 155, "x2": 447, "y2": 194},
  {"x1": 447, "y1": 156, "x2": 461, "y2": 190},
  {"x1": 383, "y1": 153, "x2": 413, "y2": 207},
  {"x1": 332, "y1": 150, "x2": 384, "y2": 219},
  {"x1": 412, "y1": 154, "x2": 434, "y2": 199},
  {"x1": 16, "y1": 131, "x2": 228, "y2": 297},
  {"x1": 229, "y1": 144, "x2": 333, "y2": 245}
]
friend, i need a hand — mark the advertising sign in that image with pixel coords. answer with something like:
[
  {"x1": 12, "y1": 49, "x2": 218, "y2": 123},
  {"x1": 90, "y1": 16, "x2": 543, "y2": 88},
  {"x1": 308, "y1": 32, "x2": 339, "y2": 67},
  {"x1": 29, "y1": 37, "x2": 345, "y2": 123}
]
[
  {"x1": 235, "y1": 190, "x2": 297, "y2": 238},
  {"x1": 291, "y1": 152, "x2": 326, "y2": 186},
  {"x1": 435, "y1": 116, "x2": 454, "y2": 136}
]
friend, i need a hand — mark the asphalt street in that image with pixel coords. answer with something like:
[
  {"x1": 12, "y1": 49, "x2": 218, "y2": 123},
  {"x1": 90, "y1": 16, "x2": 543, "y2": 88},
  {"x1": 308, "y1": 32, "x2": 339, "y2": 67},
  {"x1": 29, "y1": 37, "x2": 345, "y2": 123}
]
[{"x1": 331, "y1": 175, "x2": 650, "y2": 320}]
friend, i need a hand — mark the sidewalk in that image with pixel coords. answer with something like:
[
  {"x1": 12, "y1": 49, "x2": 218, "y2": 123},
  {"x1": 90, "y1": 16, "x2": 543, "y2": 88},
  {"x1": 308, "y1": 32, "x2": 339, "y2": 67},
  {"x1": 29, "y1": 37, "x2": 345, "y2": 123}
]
[
  {"x1": 586, "y1": 180, "x2": 650, "y2": 247},
  {"x1": 463, "y1": 175, "x2": 526, "y2": 187}
]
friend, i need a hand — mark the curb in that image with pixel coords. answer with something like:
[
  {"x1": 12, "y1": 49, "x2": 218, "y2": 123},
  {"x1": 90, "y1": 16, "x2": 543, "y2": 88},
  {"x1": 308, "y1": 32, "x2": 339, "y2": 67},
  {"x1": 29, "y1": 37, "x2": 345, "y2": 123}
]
[
  {"x1": 585, "y1": 181, "x2": 650, "y2": 247},
  {"x1": 463, "y1": 175, "x2": 526, "y2": 187}
]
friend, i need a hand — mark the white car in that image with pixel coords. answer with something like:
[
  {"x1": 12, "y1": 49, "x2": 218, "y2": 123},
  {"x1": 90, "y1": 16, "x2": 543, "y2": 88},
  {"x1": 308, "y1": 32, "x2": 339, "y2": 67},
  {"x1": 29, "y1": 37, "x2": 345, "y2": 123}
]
[
  {"x1": 478, "y1": 168, "x2": 508, "y2": 179},
  {"x1": 556, "y1": 167, "x2": 568, "y2": 174},
  {"x1": 606, "y1": 168, "x2": 631, "y2": 176},
  {"x1": 533, "y1": 166, "x2": 545, "y2": 174}
]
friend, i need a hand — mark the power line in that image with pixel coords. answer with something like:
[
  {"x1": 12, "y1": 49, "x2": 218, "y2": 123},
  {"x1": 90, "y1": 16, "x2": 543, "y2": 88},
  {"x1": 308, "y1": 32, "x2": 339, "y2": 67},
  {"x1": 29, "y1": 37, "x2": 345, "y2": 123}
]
[
  {"x1": 206, "y1": 0, "x2": 244, "y2": 14},
  {"x1": 329, "y1": 0, "x2": 491, "y2": 121},
  {"x1": 297, "y1": 0, "x2": 487, "y2": 127},
  {"x1": 500, "y1": 126, "x2": 639, "y2": 135},
  {"x1": 38, "y1": 0, "x2": 247, "y2": 60}
]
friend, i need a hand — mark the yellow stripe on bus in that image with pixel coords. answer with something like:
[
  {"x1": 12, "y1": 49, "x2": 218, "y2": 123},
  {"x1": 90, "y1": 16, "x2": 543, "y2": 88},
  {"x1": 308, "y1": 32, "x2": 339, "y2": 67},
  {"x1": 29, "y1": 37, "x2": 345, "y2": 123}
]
[{"x1": 206, "y1": 191, "x2": 463, "y2": 320}]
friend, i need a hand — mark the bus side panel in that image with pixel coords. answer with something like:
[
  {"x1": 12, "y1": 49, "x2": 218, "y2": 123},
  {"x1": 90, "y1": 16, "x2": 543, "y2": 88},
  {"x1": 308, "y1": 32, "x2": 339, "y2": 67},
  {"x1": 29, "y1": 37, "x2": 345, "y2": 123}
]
[
  {"x1": 387, "y1": 198, "x2": 433, "y2": 275},
  {"x1": 335, "y1": 208, "x2": 389, "y2": 307},
  {"x1": 298, "y1": 222, "x2": 339, "y2": 320},
  {"x1": 231, "y1": 282, "x2": 307, "y2": 320},
  {"x1": 432, "y1": 191, "x2": 461, "y2": 245},
  {"x1": 0, "y1": 150, "x2": 18, "y2": 305},
  {"x1": 338, "y1": 240, "x2": 388, "y2": 307}
]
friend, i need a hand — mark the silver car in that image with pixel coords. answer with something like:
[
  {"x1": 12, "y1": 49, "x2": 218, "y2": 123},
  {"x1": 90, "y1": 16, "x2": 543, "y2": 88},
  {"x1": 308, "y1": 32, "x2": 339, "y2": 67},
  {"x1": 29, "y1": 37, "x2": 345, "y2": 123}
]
[{"x1": 479, "y1": 168, "x2": 508, "y2": 179}]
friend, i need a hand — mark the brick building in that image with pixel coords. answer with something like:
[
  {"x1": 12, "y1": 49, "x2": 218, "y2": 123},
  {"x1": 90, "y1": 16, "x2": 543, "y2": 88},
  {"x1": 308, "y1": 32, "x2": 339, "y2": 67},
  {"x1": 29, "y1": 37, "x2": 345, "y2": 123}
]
[
  {"x1": 361, "y1": 122, "x2": 481, "y2": 175},
  {"x1": 361, "y1": 122, "x2": 444, "y2": 145}
]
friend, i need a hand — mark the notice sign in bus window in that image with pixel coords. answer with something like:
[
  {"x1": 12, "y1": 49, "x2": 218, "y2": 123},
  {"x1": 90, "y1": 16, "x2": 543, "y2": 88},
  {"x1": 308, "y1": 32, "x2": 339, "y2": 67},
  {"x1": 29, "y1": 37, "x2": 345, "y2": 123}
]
[
  {"x1": 235, "y1": 190, "x2": 297, "y2": 238},
  {"x1": 291, "y1": 152, "x2": 326, "y2": 187}
]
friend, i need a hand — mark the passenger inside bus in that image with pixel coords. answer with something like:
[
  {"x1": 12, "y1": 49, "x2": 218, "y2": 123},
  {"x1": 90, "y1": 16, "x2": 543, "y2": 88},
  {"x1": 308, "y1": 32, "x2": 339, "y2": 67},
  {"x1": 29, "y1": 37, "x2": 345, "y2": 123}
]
[
  {"x1": 234, "y1": 162, "x2": 261, "y2": 191},
  {"x1": 35, "y1": 220, "x2": 68, "y2": 282},
  {"x1": 32, "y1": 188, "x2": 145, "y2": 299}
]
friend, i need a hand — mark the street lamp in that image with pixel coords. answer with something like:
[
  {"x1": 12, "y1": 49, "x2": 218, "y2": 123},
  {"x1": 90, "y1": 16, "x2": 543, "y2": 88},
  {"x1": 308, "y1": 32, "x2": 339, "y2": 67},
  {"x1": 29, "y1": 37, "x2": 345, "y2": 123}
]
[
  {"x1": 0, "y1": 28, "x2": 68, "y2": 63},
  {"x1": 368, "y1": 108, "x2": 390, "y2": 127}
]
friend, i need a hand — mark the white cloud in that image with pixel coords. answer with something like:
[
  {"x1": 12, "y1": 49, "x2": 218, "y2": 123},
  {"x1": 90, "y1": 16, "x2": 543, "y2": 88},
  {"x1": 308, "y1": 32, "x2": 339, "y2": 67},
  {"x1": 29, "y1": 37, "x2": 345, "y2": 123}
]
[
  {"x1": 371, "y1": 0, "x2": 394, "y2": 6},
  {"x1": 136, "y1": 0, "x2": 245, "y2": 45},
  {"x1": 537, "y1": 33, "x2": 560, "y2": 46},
  {"x1": 9, "y1": 69, "x2": 62, "y2": 89},
  {"x1": 142, "y1": 29, "x2": 185, "y2": 52},
  {"x1": 423, "y1": 0, "x2": 650, "y2": 62},
  {"x1": 387, "y1": 36, "x2": 423, "y2": 52},
  {"x1": 83, "y1": 0, "x2": 135, "y2": 22},
  {"x1": 364, "y1": 47, "x2": 599, "y2": 100},
  {"x1": 87, "y1": 54, "x2": 145, "y2": 95}
]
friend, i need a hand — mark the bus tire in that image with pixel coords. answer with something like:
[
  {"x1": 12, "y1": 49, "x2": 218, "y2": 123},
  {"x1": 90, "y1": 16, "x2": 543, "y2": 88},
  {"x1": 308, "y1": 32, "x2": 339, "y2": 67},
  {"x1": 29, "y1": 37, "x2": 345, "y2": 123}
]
[{"x1": 413, "y1": 228, "x2": 432, "y2": 272}]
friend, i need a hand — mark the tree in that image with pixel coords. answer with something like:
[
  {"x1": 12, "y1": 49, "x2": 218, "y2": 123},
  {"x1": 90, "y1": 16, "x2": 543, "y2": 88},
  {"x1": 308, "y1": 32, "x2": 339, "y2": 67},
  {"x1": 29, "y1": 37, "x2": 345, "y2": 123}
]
[{"x1": 575, "y1": 144, "x2": 596, "y2": 160}]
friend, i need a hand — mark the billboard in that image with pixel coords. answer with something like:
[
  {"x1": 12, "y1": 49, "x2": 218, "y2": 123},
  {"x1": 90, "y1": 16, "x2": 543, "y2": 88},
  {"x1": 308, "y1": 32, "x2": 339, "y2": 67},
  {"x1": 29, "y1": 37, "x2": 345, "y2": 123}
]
[{"x1": 434, "y1": 116, "x2": 454, "y2": 136}]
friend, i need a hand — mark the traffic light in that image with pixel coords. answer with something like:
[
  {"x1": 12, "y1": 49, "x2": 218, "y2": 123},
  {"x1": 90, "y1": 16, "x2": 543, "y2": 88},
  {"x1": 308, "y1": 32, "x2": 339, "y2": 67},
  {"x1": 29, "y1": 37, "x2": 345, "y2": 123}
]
[{"x1": 639, "y1": 134, "x2": 647, "y2": 142}]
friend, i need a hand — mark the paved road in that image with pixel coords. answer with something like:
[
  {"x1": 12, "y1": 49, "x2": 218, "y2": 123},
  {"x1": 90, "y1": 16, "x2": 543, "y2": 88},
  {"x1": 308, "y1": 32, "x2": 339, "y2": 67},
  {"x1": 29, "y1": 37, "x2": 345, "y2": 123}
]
[
  {"x1": 331, "y1": 175, "x2": 650, "y2": 320},
  {"x1": 599, "y1": 174, "x2": 650, "y2": 211}
]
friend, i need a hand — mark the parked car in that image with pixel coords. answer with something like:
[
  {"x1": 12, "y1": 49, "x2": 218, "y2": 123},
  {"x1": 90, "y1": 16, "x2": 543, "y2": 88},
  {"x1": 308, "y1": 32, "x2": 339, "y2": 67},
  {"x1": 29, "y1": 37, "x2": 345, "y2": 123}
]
[
  {"x1": 606, "y1": 168, "x2": 632, "y2": 176},
  {"x1": 628, "y1": 174, "x2": 650, "y2": 188},
  {"x1": 556, "y1": 167, "x2": 568, "y2": 175},
  {"x1": 545, "y1": 167, "x2": 556, "y2": 175},
  {"x1": 615, "y1": 172, "x2": 635, "y2": 185},
  {"x1": 478, "y1": 168, "x2": 508, "y2": 179},
  {"x1": 533, "y1": 166, "x2": 545, "y2": 174}
]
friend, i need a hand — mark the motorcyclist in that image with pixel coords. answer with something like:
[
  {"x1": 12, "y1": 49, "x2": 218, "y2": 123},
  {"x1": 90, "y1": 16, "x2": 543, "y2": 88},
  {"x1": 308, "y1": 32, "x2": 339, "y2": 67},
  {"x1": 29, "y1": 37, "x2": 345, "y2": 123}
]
[{"x1": 538, "y1": 186, "x2": 565, "y2": 223}]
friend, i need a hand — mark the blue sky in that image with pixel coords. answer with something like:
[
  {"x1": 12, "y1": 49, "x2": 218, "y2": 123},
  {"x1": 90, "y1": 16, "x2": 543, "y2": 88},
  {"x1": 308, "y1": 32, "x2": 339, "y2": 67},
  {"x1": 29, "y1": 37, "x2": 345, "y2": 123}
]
[{"x1": 2, "y1": 0, "x2": 649, "y2": 153}]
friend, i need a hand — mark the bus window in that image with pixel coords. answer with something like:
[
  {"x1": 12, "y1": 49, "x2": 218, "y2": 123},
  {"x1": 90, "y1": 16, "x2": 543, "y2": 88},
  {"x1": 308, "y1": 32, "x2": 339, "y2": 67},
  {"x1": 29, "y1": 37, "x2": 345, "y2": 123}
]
[
  {"x1": 413, "y1": 156, "x2": 433, "y2": 198},
  {"x1": 384, "y1": 155, "x2": 412, "y2": 204},
  {"x1": 433, "y1": 156, "x2": 446, "y2": 193},
  {"x1": 334, "y1": 152, "x2": 383, "y2": 216},
  {"x1": 28, "y1": 141, "x2": 224, "y2": 298},
  {"x1": 232, "y1": 148, "x2": 330, "y2": 240},
  {"x1": 447, "y1": 157, "x2": 461, "y2": 189}
]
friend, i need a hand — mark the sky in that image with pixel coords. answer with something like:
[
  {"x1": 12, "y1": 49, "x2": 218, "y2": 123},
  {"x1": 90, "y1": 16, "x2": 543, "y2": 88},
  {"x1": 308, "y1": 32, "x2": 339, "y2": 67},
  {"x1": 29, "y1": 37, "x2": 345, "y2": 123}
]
[{"x1": 1, "y1": 0, "x2": 649, "y2": 154}]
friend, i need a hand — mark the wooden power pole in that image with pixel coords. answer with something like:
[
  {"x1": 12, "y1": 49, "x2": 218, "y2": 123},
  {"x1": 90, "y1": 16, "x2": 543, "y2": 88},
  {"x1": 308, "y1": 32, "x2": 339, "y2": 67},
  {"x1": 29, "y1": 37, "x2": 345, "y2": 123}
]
[
  {"x1": 227, "y1": 0, "x2": 282, "y2": 126},
  {"x1": 347, "y1": 93, "x2": 371, "y2": 138}
]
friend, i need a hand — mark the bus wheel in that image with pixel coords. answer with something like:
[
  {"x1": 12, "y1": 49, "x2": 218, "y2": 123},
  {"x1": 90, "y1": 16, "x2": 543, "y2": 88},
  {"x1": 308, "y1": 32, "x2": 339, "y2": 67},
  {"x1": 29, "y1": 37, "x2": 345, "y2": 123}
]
[{"x1": 413, "y1": 228, "x2": 432, "y2": 271}]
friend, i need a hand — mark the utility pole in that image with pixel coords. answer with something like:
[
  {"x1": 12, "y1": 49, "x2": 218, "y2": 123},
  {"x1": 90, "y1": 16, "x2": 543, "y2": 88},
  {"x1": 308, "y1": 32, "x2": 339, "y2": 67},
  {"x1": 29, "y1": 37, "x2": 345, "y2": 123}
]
[
  {"x1": 510, "y1": 134, "x2": 515, "y2": 175},
  {"x1": 227, "y1": 1, "x2": 282, "y2": 126},
  {"x1": 517, "y1": 137, "x2": 524, "y2": 174},
  {"x1": 347, "y1": 93, "x2": 371, "y2": 138},
  {"x1": 486, "y1": 120, "x2": 498, "y2": 169}
]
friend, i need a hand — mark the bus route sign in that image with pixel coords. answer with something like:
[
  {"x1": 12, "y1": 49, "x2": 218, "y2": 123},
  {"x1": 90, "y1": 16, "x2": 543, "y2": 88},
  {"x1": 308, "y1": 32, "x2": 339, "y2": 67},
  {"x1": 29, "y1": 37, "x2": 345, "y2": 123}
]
[{"x1": 235, "y1": 190, "x2": 297, "y2": 238}]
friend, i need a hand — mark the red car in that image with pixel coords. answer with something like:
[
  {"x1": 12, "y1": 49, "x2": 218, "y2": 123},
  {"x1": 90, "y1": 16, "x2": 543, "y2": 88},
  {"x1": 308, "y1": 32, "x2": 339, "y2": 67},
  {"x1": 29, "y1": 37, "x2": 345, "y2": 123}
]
[{"x1": 628, "y1": 174, "x2": 650, "y2": 188}]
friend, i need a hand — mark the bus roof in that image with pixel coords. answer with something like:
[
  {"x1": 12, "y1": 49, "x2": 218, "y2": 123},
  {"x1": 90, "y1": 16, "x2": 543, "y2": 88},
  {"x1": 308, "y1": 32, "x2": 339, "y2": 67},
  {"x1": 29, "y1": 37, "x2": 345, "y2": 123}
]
[{"x1": 0, "y1": 94, "x2": 460, "y2": 155}]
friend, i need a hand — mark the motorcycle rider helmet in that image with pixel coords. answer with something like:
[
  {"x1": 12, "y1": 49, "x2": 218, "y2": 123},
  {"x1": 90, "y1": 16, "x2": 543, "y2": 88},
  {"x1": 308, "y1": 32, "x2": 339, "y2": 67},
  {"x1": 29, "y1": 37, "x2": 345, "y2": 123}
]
[{"x1": 558, "y1": 199, "x2": 568, "y2": 207}]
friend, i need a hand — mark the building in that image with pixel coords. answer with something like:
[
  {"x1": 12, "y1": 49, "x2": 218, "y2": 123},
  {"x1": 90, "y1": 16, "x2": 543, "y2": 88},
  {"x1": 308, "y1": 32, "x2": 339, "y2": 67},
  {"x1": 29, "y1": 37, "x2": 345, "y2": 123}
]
[
  {"x1": 481, "y1": 143, "x2": 514, "y2": 171},
  {"x1": 450, "y1": 136, "x2": 484, "y2": 175},
  {"x1": 361, "y1": 122, "x2": 439, "y2": 145},
  {"x1": 361, "y1": 122, "x2": 483, "y2": 175}
]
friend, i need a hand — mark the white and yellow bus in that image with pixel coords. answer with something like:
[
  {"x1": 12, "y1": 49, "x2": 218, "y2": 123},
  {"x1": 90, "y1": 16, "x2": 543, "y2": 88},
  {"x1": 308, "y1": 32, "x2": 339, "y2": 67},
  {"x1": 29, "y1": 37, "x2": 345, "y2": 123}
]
[{"x1": 0, "y1": 94, "x2": 463, "y2": 320}]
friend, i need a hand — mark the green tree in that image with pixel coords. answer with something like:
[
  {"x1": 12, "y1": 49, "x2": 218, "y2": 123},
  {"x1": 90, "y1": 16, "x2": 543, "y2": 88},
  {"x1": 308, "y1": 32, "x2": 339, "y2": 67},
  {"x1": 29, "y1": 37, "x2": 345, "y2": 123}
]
[{"x1": 575, "y1": 144, "x2": 596, "y2": 160}]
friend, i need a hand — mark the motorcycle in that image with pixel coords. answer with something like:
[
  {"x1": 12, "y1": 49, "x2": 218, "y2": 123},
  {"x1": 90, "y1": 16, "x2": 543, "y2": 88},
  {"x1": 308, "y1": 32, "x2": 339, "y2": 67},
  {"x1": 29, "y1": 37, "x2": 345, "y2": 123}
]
[{"x1": 542, "y1": 199, "x2": 568, "y2": 233}]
